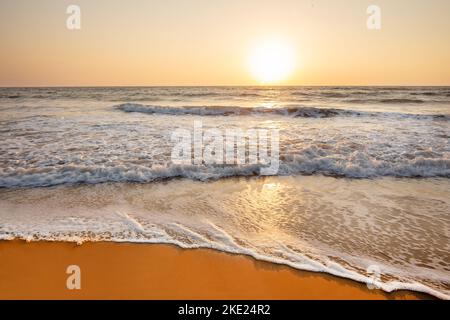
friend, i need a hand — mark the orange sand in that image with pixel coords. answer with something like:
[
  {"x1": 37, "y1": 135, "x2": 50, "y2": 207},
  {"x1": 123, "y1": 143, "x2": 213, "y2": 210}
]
[{"x1": 0, "y1": 240, "x2": 432, "y2": 300}]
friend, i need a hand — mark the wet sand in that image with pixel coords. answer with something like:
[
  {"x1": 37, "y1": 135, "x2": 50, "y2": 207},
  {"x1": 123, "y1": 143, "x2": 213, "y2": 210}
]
[{"x1": 0, "y1": 240, "x2": 432, "y2": 300}]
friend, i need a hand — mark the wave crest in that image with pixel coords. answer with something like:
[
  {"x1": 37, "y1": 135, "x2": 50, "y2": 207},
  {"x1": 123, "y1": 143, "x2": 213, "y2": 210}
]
[
  {"x1": 115, "y1": 103, "x2": 450, "y2": 120},
  {"x1": 1, "y1": 155, "x2": 449, "y2": 188},
  {"x1": 115, "y1": 103, "x2": 351, "y2": 117}
]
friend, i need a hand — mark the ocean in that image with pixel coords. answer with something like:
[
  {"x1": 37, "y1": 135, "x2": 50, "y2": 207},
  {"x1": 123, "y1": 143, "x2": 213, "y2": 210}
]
[{"x1": 0, "y1": 86, "x2": 449, "y2": 298}]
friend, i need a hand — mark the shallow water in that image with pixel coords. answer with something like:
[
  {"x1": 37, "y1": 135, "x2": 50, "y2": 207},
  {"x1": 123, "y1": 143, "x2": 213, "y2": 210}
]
[{"x1": 0, "y1": 176, "x2": 449, "y2": 298}]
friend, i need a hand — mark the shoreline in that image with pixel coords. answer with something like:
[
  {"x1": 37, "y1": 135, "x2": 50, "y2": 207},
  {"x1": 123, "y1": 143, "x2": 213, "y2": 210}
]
[{"x1": 0, "y1": 240, "x2": 434, "y2": 300}]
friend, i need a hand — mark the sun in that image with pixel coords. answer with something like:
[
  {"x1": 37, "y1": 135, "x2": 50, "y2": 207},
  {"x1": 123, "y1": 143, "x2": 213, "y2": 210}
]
[{"x1": 248, "y1": 39, "x2": 295, "y2": 84}]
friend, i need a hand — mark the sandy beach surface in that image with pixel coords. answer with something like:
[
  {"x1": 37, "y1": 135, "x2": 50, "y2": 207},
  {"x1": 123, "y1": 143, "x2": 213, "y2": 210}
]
[{"x1": 0, "y1": 240, "x2": 432, "y2": 300}]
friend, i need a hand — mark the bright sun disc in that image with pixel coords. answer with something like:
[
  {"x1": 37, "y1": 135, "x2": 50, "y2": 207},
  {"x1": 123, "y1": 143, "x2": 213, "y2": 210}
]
[{"x1": 249, "y1": 40, "x2": 295, "y2": 84}]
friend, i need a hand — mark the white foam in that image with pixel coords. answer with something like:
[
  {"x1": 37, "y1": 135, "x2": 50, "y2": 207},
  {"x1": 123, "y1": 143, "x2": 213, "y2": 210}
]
[
  {"x1": 2, "y1": 224, "x2": 447, "y2": 300},
  {"x1": 115, "y1": 103, "x2": 450, "y2": 120},
  {"x1": 1, "y1": 176, "x2": 449, "y2": 299},
  {"x1": 1, "y1": 154, "x2": 449, "y2": 188}
]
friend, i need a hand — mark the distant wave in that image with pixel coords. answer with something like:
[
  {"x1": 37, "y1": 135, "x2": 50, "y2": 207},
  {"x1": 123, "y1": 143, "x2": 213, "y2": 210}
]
[
  {"x1": 115, "y1": 103, "x2": 450, "y2": 120},
  {"x1": 177, "y1": 91, "x2": 262, "y2": 98},
  {"x1": 346, "y1": 98, "x2": 426, "y2": 104},
  {"x1": 379, "y1": 98, "x2": 425, "y2": 104},
  {"x1": 175, "y1": 92, "x2": 220, "y2": 98},
  {"x1": 290, "y1": 91, "x2": 350, "y2": 98},
  {"x1": 410, "y1": 92, "x2": 440, "y2": 96},
  {"x1": 289, "y1": 91, "x2": 450, "y2": 102}
]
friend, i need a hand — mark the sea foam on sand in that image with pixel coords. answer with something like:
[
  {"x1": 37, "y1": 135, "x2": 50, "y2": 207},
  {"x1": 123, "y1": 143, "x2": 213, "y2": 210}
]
[{"x1": 1, "y1": 176, "x2": 449, "y2": 299}]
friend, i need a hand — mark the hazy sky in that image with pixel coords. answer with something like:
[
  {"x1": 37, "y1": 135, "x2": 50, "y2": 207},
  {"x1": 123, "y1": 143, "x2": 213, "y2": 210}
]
[{"x1": 1, "y1": 0, "x2": 450, "y2": 86}]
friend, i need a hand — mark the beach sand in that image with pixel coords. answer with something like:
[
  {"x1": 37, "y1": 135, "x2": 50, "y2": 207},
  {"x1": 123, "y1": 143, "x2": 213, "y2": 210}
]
[{"x1": 0, "y1": 240, "x2": 432, "y2": 300}]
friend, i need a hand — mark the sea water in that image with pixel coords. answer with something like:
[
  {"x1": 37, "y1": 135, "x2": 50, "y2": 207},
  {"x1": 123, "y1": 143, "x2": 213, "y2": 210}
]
[{"x1": 0, "y1": 86, "x2": 449, "y2": 298}]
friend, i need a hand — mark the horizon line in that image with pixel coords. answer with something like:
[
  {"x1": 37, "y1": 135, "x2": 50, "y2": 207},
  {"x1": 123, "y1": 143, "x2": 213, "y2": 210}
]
[{"x1": 2, "y1": 84, "x2": 450, "y2": 89}]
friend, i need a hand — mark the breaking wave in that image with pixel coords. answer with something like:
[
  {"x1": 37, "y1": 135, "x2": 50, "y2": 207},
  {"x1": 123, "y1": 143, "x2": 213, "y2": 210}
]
[
  {"x1": 115, "y1": 103, "x2": 450, "y2": 120},
  {"x1": 1, "y1": 155, "x2": 449, "y2": 188}
]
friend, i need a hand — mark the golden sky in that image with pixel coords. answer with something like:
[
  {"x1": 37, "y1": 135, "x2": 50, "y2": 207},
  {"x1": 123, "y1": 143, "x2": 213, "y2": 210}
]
[{"x1": 1, "y1": 0, "x2": 450, "y2": 86}]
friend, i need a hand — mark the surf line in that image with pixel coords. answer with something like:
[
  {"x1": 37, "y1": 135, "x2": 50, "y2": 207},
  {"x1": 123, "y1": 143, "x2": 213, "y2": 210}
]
[{"x1": 170, "y1": 120, "x2": 280, "y2": 175}]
